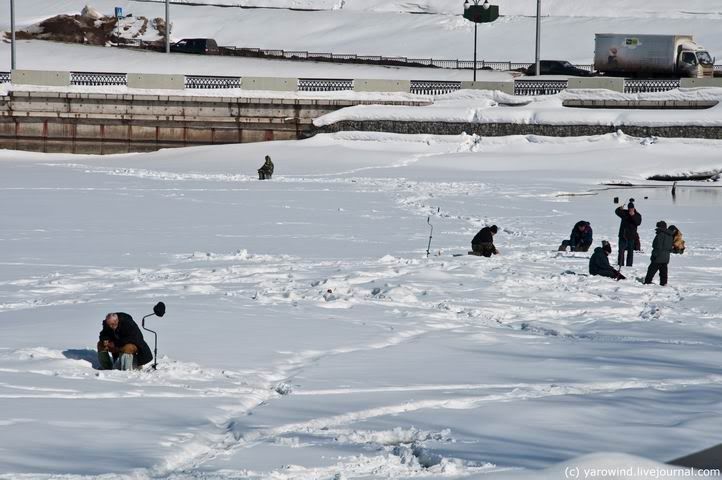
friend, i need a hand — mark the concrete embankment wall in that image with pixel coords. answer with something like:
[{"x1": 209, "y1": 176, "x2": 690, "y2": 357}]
[
  {"x1": 0, "y1": 71, "x2": 429, "y2": 154},
  {"x1": 0, "y1": 91, "x2": 425, "y2": 154}
]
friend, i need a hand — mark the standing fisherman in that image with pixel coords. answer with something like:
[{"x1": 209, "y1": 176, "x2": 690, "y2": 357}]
[{"x1": 615, "y1": 200, "x2": 642, "y2": 267}]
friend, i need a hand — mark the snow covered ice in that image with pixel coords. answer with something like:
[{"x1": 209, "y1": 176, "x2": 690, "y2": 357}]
[{"x1": 1, "y1": 131, "x2": 722, "y2": 478}]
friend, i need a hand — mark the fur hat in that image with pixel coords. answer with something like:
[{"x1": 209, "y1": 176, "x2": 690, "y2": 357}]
[
  {"x1": 656, "y1": 220, "x2": 667, "y2": 230},
  {"x1": 627, "y1": 202, "x2": 635, "y2": 210},
  {"x1": 602, "y1": 240, "x2": 612, "y2": 254}
]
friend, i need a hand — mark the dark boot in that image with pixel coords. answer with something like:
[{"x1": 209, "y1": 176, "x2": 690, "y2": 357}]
[{"x1": 98, "y1": 351, "x2": 114, "y2": 370}]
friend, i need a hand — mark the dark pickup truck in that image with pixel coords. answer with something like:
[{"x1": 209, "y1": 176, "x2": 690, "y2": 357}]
[{"x1": 170, "y1": 38, "x2": 219, "y2": 55}]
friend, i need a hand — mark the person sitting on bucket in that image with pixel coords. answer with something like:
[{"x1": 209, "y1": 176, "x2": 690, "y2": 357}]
[
  {"x1": 97, "y1": 312, "x2": 153, "y2": 370},
  {"x1": 258, "y1": 155, "x2": 274, "y2": 180},
  {"x1": 471, "y1": 225, "x2": 499, "y2": 257},
  {"x1": 558, "y1": 220, "x2": 593, "y2": 252},
  {"x1": 589, "y1": 240, "x2": 626, "y2": 280}
]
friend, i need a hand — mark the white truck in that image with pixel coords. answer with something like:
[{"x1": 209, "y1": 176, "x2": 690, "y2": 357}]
[{"x1": 594, "y1": 34, "x2": 715, "y2": 78}]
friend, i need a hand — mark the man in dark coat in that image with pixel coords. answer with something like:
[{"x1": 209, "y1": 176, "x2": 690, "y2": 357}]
[
  {"x1": 644, "y1": 221, "x2": 675, "y2": 286},
  {"x1": 589, "y1": 240, "x2": 625, "y2": 280},
  {"x1": 558, "y1": 220, "x2": 593, "y2": 252},
  {"x1": 471, "y1": 225, "x2": 499, "y2": 257},
  {"x1": 615, "y1": 201, "x2": 642, "y2": 267},
  {"x1": 98, "y1": 312, "x2": 153, "y2": 370},
  {"x1": 258, "y1": 155, "x2": 274, "y2": 180}
]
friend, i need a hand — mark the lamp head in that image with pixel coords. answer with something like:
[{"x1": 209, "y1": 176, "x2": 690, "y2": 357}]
[
  {"x1": 483, "y1": 0, "x2": 490, "y2": 9},
  {"x1": 464, "y1": 0, "x2": 470, "y2": 9},
  {"x1": 153, "y1": 302, "x2": 166, "y2": 318}
]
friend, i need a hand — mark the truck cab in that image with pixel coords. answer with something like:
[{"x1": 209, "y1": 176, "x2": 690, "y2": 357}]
[{"x1": 678, "y1": 47, "x2": 715, "y2": 78}]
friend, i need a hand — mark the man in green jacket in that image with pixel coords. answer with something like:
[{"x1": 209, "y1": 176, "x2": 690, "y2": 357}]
[{"x1": 644, "y1": 221, "x2": 675, "y2": 286}]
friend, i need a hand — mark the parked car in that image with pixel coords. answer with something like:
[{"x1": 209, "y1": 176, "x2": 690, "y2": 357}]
[
  {"x1": 170, "y1": 38, "x2": 219, "y2": 55},
  {"x1": 525, "y1": 60, "x2": 592, "y2": 76}
]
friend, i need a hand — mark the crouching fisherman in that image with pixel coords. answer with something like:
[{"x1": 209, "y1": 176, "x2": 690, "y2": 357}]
[
  {"x1": 558, "y1": 220, "x2": 593, "y2": 252},
  {"x1": 589, "y1": 240, "x2": 625, "y2": 280},
  {"x1": 471, "y1": 225, "x2": 499, "y2": 257},
  {"x1": 97, "y1": 312, "x2": 153, "y2": 370},
  {"x1": 258, "y1": 155, "x2": 274, "y2": 180}
]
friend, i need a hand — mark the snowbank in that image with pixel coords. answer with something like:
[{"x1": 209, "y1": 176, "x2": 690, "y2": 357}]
[{"x1": 315, "y1": 88, "x2": 722, "y2": 128}]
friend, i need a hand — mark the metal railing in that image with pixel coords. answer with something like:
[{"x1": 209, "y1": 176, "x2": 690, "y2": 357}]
[
  {"x1": 410, "y1": 80, "x2": 462, "y2": 95},
  {"x1": 70, "y1": 71, "x2": 128, "y2": 86},
  {"x1": 0, "y1": 71, "x2": 717, "y2": 97},
  {"x1": 185, "y1": 75, "x2": 241, "y2": 89},
  {"x1": 624, "y1": 79, "x2": 680, "y2": 94},
  {"x1": 214, "y1": 44, "x2": 601, "y2": 73},
  {"x1": 515, "y1": 79, "x2": 569, "y2": 96},
  {"x1": 298, "y1": 78, "x2": 353, "y2": 92}
]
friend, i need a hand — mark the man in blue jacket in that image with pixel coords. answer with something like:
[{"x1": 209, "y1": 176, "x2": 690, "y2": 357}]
[
  {"x1": 558, "y1": 220, "x2": 593, "y2": 252},
  {"x1": 97, "y1": 312, "x2": 153, "y2": 370},
  {"x1": 589, "y1": 240, "x2": 626, "y2": 280}
]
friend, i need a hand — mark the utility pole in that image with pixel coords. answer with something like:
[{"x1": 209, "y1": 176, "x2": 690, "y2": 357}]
[
  {"x1": 10, "y1": 0, "x2": 16, "y2": 69},
  {"x1": 165, "y1": 0, "x2": 170, "y2": 53},
  {"x1": 473, "y1": 22, "x2": 478, "y2": 81},
  {"x1": 534, "y1": 0, "x2": 541, "y2": 76}
]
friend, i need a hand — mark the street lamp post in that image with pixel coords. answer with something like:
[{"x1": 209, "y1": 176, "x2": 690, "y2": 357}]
[
  {"x1": 165, "y1": 0, "x2": 170, "y2": 53},
  {"x1": 534, "y1": 0, "x2": 541, "y2": 76},
  {"x1": 10, "y1": 0, "x2": 16, "y2": 70},
  {"x1": 463, "y1": 0, "x2": 499, "y2": 82},
  {"x1": 473, "y1": 11, "x2": 477, "y2": 81}
]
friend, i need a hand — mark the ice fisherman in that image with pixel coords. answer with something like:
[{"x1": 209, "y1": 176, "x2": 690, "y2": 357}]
[
  {"x1": 644, "y1": 221, "x2": 676, "y2": 286},
  {"x1": 589, "y1": 240, "x2": 626, "y2": 280},
  {"x1": 471, "y1": 225, "x2": 499, "y2": 257},
  {"x1": 558, "y1": 220, "x2": 593, "y2": 252},
  {"x1": 258, "y1": 155, "x2": 274, "y2": 180},
  {"x1": 615, "y1": 200, "x2": 642, "y2": 267},
  {"x1": 97, "y1": 312, "x2": 153, "y2": 370}
]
